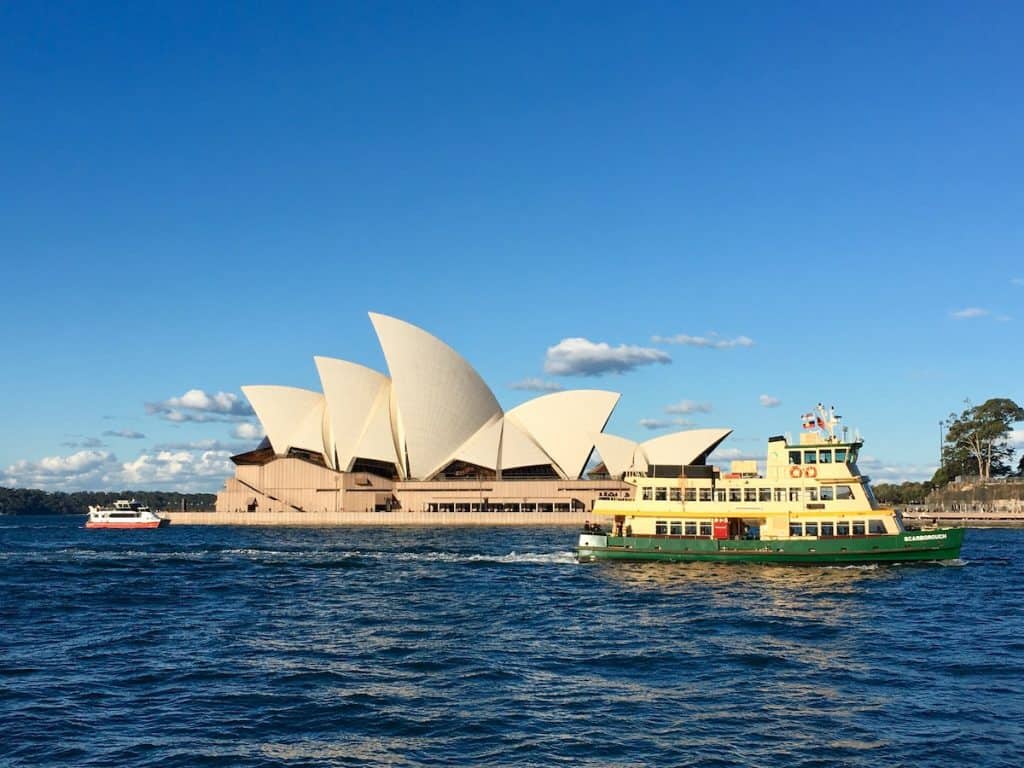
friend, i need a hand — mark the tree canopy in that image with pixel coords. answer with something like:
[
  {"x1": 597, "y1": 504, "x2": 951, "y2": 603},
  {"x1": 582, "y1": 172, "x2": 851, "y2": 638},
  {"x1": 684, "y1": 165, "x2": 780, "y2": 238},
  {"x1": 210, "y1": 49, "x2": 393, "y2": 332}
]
[
  {"x1": 0, "y1": 488, "x2": 215, "y2": 515},
  {"x1": 936, "y1": 398, "x2": 1024, "y2": 482}
]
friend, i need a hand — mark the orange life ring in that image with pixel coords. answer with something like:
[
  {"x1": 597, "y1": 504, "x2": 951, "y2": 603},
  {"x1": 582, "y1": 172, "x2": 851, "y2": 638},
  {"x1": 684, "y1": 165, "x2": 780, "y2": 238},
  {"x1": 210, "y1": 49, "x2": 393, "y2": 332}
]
[
  {"x1": 789, "y1": 466, "x2": 802, "y2": 479},
  {"x1": 804, "y1": 466, "x2": 818, "y2": 478}
]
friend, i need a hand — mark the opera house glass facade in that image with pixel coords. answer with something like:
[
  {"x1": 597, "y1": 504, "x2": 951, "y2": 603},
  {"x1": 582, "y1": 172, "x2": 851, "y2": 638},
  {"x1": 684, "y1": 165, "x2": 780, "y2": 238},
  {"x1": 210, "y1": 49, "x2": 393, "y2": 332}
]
[{"x1": 216, "y1": 313, "x2": 731, "y2": 516}]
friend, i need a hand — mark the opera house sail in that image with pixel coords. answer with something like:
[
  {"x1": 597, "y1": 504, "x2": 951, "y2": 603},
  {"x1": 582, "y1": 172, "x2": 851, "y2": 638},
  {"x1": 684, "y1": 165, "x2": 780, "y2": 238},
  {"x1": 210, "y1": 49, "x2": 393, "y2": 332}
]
[{"x1": 215, "y1": 313, "x2": 730, "y2": 520}]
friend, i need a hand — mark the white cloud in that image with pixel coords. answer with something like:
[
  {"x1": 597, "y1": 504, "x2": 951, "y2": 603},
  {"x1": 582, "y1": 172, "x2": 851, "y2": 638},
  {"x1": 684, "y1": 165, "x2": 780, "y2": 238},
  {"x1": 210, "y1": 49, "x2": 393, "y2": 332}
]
[
  {"x1": 1009, "y1": 429, "x2": 1024, "y2": 448},
  {"x1": 759, "y1": 394, "x2": 781, "y2": 408},
  {"x1": 2, "y1": 446, "x2": 236, "y2": 493},
  {"x1": 665, "y1": 399, "x2": 712, "y2": 415},
  {"x1": 120, "y1": 450, "x2": 234, "y2": 489},
  {"x1": 639, "y1": 417, "x2": 694, "y2": 431},
  {"x1": 950, "y1": 308, "x2": 989, "y2": 319},
  {"x1": 652, "y1": 333, "x2": 754, "y2": 349},
  {"x1": 508, "y1": 377, "x2": 565, "y2": 392},
  {"x1": 146, "y1": 389, "x2": 254, "y2": 422},
  {"x1": 544, "y1": 338, "x2": 671, "y2": 376},
  {"x1": 103, "y1": 429, "x2": 146, "y2": 439},
  {"x1": 2, "y1": 450, "x2": 119, "y2": 489},
  {"x1": 232, "y1": 422, "x2": 264, "y2": 440}
]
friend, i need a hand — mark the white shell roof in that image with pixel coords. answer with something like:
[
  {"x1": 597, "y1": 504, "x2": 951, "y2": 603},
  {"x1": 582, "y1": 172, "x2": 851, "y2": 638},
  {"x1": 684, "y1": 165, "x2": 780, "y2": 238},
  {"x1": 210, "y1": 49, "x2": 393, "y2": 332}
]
[
  {"x1": 499, "y1": 418, "x2": 556, "y2": 471},
  {"x1": 640, "y1": 428, "x2": 733, "y2": 467},
  {"x1": 241, "y1": 315, "x2": 630, "y2": 481},
  {"x1": 314, "y1": 356, "x2": 396, "y2": 472},
  {"x1": 242, "y1": 385, "x2": 327, "y2": 459},
  {"x1": 505, "y1": 390, "x2": 619, "y2": 480},
  {"x1": 594, "y1": 433, "x2": 648, "y2": 477},
  {"x1": 369, "y1": 312, "x2": 503, "y2": 480}
]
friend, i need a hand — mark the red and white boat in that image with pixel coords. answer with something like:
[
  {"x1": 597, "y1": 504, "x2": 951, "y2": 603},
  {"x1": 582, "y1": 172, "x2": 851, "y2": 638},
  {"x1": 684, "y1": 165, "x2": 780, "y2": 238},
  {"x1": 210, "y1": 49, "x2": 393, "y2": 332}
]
[{"x1": 86, "y1": 499, "x2": 169, "y2": 529}]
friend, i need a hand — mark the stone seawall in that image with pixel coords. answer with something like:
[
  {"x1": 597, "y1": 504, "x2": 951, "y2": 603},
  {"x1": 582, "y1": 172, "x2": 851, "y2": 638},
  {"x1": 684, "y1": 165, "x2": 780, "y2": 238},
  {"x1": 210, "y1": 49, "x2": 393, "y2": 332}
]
[{"x1": 166, "y1": 510, "x2": 596, "y2": 527}]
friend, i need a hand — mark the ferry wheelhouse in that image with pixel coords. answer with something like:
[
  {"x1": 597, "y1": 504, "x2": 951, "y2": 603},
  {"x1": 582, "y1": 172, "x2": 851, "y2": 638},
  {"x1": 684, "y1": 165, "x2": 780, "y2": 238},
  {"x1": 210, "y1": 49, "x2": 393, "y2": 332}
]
[
  {"x1": 86, "y1": 499, "x2": 169, "y2": 529},
  {"x1": 577, "y1": 406, "x2": 963, "y2": 564}
]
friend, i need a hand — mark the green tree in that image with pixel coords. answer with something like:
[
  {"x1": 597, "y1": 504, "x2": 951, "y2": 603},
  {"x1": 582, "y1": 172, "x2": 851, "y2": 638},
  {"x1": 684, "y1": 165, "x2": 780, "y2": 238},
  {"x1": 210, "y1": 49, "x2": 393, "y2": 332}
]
[{"x1": 941, "y1": 398, "x2": 1024, "y2": 481}]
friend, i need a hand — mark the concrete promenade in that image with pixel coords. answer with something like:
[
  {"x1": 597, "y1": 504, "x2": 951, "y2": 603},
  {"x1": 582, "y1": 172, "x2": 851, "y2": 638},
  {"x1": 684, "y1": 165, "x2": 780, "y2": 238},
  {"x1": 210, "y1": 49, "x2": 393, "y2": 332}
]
[
  {"x1": 165, "y1": 510, "x2": 594, "y2": 526},
  {"x1": 900, "y1": 506, "x2": 1024, "y2": 528}
]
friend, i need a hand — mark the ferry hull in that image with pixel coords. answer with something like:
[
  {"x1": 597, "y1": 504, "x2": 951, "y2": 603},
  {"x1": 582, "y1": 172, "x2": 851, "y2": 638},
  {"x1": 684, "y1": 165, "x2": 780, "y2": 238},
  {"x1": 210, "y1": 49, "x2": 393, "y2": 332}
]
[
  {"x1": 576, "y1": 528, "x2": 964, "y2": 565},
  {"x1": 85, "y1": 520, "x2": 168, "y2": 530}
]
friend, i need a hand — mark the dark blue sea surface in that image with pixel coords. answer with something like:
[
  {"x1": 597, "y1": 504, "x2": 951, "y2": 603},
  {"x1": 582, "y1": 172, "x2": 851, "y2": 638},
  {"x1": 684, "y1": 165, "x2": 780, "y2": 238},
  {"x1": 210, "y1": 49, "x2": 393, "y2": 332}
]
[{"x1": 2, "y1": 518, "x2": 1022, "y2": 767}]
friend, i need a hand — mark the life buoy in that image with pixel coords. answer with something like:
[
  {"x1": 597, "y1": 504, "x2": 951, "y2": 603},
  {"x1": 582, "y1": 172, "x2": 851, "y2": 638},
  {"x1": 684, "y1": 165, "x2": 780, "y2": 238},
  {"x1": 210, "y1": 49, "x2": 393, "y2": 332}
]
[
  {"x1": 804, "y1": 466, "x2": 818, "y2": 479},
  {"x1": 789, "y1": 466, "x2": 802, "y2": 479}
]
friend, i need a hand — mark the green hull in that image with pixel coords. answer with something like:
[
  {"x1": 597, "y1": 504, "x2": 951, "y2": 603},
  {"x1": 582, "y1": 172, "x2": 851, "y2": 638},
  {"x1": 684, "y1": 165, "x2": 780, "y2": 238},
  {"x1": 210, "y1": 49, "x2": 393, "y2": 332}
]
[{"x1": 576, "y1": 527, "x2": 964, "y2": 565}]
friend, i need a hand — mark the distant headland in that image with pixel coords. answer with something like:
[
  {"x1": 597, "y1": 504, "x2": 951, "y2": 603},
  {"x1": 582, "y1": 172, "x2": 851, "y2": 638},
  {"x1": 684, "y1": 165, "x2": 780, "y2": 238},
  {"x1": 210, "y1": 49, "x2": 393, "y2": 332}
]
[{"x1": 0, "y1": 488, "x2": 215, "y2": 516}]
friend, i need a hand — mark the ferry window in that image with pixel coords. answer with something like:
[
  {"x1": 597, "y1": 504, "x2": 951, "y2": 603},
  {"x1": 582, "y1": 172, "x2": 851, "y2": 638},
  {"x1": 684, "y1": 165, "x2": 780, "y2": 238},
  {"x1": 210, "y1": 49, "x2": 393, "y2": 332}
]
[
  {"x1": 655, "y1": 521, "x2": 668, "y2": 535},
  {"x1": 821, "y1": 522, "x2": 834, "y2": 536},
  {"x1": 655, "y1": 487, "x2": 668, "y2": 501},
  {"x1": 759, "y1": 488, "x2": 771, "y2": 502},
  {"x1": 847, "y1": 448, "x2": 859, "y2": 464},
  {"x1": 642, "y1": 487, "x2": 653, "y2": 501},
  {"x1": 836, "y1": 485, "x2": 855, "y2": 500},
  {"x1": 805, "y1": 522, "x2": 819, "y2": 536},
  {"x1": 670, "y1": 521, "x2": 682, "y2": 535},
  {"x1": 774, "y1": 488, "x2": 786, "y2": 502},
  {"x1": 788, "y1": 488, "x2": 800, "y2": 502},
  {"x1": 744, "y1": 488, "x2": 756, "y2": 502},
  {"x1": 685, "y1": 521, "x2": 697, "y2": 535},
  {"x1": 868, "y1": 519, "x2": 887, "y2": 534},
  {"x1": 670, "y1": 488, "x2": 682, "y2": 501},
  {"x1": 700, "y1": 488, "x2": 712, "y2": 502},
  {"x1": 699, "y1": 521, "x2": 712, "y2": 536},
  {"x1": 834, "y1": 448, "x2": 847, "y2": 463},
  {"x1": 820, "y1": 487, "x2": 834, "y2": 501},
  {"x1": 685, "y1": 488, "x2": 697, "y2": 502},
  {"x1": 805, "y1": 488, "x2": 818, "y2": 501},
  {"x1": 819, "y1": 449, "x2": 832, "y2": 464},
  {"x1": 729, "y1": 488, "x2": 742, "y2": 502},
  {"x1": 715, "y1": 489, "x2": 726, "y2": 502},
  {"x1": 852, "y1": 521, "x2": 866, "y2": 535},
  {"x1": 789, "y1": 451, "x2": 802, "y2": 465},
  {"x1": 836, "y1": 521, "x2": 850, "y2": 536},
  {"x1": 804, "y1": 450, "x2": 817, "y2": 465},
  {"x1": 789, "y1": 523, "x2": 803, "y2": 536}
]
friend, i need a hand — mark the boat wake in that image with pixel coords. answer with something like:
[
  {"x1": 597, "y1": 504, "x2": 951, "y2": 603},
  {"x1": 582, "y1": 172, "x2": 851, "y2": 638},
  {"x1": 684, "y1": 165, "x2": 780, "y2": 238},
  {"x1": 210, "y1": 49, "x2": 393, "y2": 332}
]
[{"x1": 24, "y1": 546, "x2": 577, "y2": 566}]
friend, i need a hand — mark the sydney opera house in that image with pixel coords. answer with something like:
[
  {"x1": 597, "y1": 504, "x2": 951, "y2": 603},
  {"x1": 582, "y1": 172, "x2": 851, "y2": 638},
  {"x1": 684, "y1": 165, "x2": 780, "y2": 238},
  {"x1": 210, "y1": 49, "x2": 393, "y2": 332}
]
[{"x1": 215, "y1": 313, "x2": 731, "y2": 518}]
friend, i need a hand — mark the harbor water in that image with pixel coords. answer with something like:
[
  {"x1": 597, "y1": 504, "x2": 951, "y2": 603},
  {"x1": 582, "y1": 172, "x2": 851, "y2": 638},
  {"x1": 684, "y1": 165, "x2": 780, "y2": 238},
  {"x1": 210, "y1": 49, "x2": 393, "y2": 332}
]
[{"x1": 2, "y1": 517, "x2": 1022, "y2": 767}]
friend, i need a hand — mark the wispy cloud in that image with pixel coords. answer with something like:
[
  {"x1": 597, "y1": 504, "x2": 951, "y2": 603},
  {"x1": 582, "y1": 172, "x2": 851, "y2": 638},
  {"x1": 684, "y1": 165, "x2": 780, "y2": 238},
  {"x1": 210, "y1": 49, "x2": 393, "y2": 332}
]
[
  {"x1": 857, "y1": 456, "x2": 937, "y2": 483},
  {"x1": 639, "y1": 417, "x2": 695, "y2": 431},
  {"x1": 652, "y1": 333, "x2": 754, "y2": 349},
  {"x1": 146, "y1": 389, "x2": 254, "y2": 422},
  {"x1": 102, "y1": 429, "x2": 146, "y2": 439},
  {"x1": 708, "y1": 447, "x2": 765, "y2": 463},
  {"x1": 544, "y1": 338, "x2": 671, "y2": 376},
  {"x1": 1011, "y1": 277, "x2": 1024, "y2": 287},
  {"x1": 665, "y1": 399, "x2": 712, "y2": 415},
  {"x1": 759, "y1": 394, "x2": 781, "y2": 408},
  {"x1": 508, "y1": 377, "x2": 565, "y2": 392},
  {"x1": 60, "y1": 436, "x2": 106, "y2": 449},
  {"x1": 950, "y1": 307, "x2": 989, "y2": 320}
]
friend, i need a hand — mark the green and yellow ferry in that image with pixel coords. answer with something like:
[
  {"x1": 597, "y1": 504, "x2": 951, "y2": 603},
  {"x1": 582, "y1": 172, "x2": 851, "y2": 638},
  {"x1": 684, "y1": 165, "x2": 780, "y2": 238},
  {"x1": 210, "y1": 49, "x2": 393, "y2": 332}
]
[{"x1": 577, "y1": 405, "x2": 963, "y2": 565}]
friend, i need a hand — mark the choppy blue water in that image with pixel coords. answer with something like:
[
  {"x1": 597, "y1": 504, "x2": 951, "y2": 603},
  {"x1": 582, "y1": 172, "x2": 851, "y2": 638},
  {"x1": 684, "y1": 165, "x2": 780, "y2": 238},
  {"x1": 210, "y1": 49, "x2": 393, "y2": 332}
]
[{"x1": 2, "y1": 518, "x2": 1022, "y2": 767}]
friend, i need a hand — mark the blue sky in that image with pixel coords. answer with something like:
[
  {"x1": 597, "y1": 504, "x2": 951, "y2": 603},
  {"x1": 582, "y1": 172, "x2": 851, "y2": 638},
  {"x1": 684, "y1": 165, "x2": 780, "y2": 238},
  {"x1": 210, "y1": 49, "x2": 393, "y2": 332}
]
[{"x1": 2, "y1": 2, "x2": 1021, "y2": 491}]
